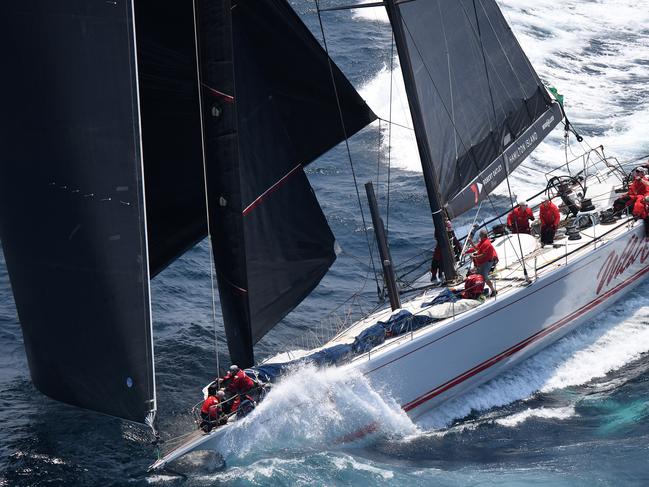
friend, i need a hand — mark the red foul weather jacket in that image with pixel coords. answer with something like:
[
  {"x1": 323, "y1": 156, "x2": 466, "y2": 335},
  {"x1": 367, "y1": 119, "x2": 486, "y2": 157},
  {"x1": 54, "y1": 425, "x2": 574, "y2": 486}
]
[
  {"x1": 539, "y1": 201, "x2": 560, "y2": 230},
  {"x1": 507, "y1": 206, "x2": 534, "y2": 233}
]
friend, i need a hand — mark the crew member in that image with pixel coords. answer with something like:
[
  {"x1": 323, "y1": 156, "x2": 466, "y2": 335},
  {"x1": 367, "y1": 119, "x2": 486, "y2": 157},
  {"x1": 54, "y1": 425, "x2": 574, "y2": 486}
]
[
  {"x1": 507, "y1": 200, "x2": 535, "y2": 234},
  {"x1": 225, "y1": 365, "x2": 255, "y2": 395},
  {"x1": 430, "y1": 220, "x2": 462, "y2": 283},
  {"x1": 614, "y1": 167, "x2": 649, "y2": 213},
  {"x1": 231, "y1": 393, "x2": 256, "y2": 418},
  {"x1": 632, "y1": 195, "x2": 649, "y2": 237},
  {"x1": 539, "y1": 197, "x2": 561, "y2": 245},
  {"x1": 200, "y1": 386, "x2": 225, "y2": 431},
  {"x1": 467, "y1": 229, "x2": 498, "y2": 296},
  {"x1": 458, "y1": 268, "x2": 485, "y2": 300}
]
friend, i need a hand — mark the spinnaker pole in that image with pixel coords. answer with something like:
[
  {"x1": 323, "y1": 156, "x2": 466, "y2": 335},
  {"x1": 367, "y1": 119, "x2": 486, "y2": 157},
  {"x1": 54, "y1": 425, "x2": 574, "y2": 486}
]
[{"x1": 384, "y1": 0, "x2": 457, "y2": 281}]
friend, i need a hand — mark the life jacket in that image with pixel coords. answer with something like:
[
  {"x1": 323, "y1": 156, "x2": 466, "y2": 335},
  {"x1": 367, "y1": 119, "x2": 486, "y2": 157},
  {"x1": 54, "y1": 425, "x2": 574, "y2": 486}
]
[
  {"x1": 539, "y1": 201, "x2": 560, "y2": 229},
  {"x1": 507, "y1": 206, "x2": 534, "y2": 233},
  {"x1": 461, "y1": 274, "x2": 485, "y2": 299},
  {"x1": 201, "y1": 395, "x2": 221, "y2": 419},
  {"x1": 227, "y1": 370, "x2": 255, "y2": 394},
  {"x1": 632, "y1": 195, "x2": 648, "y2": 219}
]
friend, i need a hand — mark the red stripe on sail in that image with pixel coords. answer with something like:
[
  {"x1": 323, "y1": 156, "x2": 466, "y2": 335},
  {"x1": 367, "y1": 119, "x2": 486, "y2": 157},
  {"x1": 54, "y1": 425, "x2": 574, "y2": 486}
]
[
  {"x1": 202, "y1": 83, "x2": 234, "y2": 103},
  {"x1": 242, "y1": 164, "x2": 302, "y2": 216}
]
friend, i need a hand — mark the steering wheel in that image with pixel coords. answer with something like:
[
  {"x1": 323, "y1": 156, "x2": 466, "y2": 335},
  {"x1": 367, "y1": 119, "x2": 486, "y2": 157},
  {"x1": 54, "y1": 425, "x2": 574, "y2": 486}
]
[{"x1": 545, "y1": 175, "x2": 585, "y2": 200}]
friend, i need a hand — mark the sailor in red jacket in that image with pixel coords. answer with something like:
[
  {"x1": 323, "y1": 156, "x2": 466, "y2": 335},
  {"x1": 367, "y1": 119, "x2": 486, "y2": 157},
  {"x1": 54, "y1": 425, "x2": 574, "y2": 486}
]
[
  {"x1": 460, "y1": 268, "x2": 485, "y2": 300},
  {"x1": 632, "y1": 195, "x2": 649, "y2": 237},
  {"x1": 614, "y1": 167, "x2": 649, "y2": 213},
  {"x1": 224, "y1": 365, "x2": 255, "y2": 395},
  {"x1": 467, "y1": 229, "x2": 498, "y2": 296},
  {"x1": 628, "y1": 167, "x2": 649, "y2": 198},
  {"x1": 507, "y1": 199, "x2": 535, "y2": 234},
  {"x1": 539, "y1": 197, "x2": 561, "y2": 245},
  {"x1": 200, "y1": 386, "x2": 225, "y2": 431}
]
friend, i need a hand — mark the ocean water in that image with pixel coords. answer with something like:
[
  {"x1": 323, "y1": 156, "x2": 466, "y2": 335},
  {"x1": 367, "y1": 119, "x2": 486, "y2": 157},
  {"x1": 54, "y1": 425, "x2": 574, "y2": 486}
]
[{"x1": 2, "y1": 0, "x2": 649, "y2": 485}]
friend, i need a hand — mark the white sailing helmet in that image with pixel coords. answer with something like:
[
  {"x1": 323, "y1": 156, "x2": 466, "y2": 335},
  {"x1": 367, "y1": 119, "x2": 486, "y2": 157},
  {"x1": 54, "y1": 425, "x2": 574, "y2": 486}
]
[
  {"x1": 517, "y1": 199, "x2": 527, "y2": 206},
  {"x1": 229, "y1": 364, "x2": 240, "y2": 374},
  {"x1": 216, "y1": 390, "x2": 226, "y2": 399}
]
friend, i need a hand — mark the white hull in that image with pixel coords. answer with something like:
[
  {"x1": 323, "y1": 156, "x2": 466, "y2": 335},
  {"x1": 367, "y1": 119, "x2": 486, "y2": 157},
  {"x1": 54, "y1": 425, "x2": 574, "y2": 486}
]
[
  {"x1": 353, "y1": 223, "x2": 649, "y2": 418},
  {"x1": 151, "y1": 199, "x2": 649, "y2": 470}
]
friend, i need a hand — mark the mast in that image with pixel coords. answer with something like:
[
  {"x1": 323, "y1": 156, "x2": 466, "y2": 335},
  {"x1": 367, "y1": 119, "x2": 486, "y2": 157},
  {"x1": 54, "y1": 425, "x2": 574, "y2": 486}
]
[{"x1": 384, "y1": 0, "x2": 457, "y2": 280}]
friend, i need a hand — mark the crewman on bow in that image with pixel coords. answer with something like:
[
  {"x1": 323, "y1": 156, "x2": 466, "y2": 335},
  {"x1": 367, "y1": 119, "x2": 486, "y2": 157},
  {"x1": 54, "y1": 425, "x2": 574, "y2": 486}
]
[
  {"x1": 457, "y1": 268, "x2": 485, "y2": 300},
  {"x1": 224, "y1": 365, "x2": 255, "y2": 395},
  {"x1": 200, "y1": 386, "x2": 225, "y2": 432}
]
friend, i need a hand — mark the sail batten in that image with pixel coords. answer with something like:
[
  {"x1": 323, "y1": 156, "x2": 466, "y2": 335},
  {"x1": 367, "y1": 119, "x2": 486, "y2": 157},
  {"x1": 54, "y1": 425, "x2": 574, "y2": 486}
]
[{"x1": 390, "y1": 0, "x2": 559, "y2": 217}]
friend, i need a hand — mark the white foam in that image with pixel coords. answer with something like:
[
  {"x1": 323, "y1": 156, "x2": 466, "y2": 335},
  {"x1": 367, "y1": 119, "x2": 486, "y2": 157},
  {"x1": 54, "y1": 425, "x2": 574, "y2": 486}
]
[
  {"x1": 494, "y1": 406, "x2": 576, "y2": 428},
  {"x1": 416, "y1": 291, "x2": 649, "y2": 430},
  {"x1": 351, "y1": 1, "x2": 388, "y2": 23},
  {"x1": 331, "y1": 455, "x2": 395, "y2": 480},
  {"x1": 359, "y1": 65, "x2": 421, "y2": 173},
  {"x1": 215, "y1": 364, "x2": 417, "y2": 461}
]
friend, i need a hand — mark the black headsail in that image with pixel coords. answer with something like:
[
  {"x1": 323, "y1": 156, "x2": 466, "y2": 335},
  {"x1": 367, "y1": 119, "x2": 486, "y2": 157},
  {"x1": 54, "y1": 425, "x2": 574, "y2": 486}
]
[
  {"x1": 0, "y1": 0, "x2": 155, "y2": 423},
  {"x1": 195, "y1": 0, "x2": 376, "y2": 367},
  {"x1": 386, "y1": 0, "x2": 561, "y2": 219}
]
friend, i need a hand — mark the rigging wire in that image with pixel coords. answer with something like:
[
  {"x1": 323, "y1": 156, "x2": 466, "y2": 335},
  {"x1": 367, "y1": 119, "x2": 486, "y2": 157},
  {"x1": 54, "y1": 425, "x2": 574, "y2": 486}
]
[
  {"x1": 386, "y1": 32, "x2": 395, "y2": 236},
  {"x1": 398, "y1": 15, "x2": 509, "y2": 231},
  {"x1": 314, "y1": 0, "x2": 382, "y2": 298},
  {"x1": 471, "y1": 0, "x2": 529, "y2": 280},
  {"x1": 192, "y1": 0, "x2": 221, "y2": 377}
]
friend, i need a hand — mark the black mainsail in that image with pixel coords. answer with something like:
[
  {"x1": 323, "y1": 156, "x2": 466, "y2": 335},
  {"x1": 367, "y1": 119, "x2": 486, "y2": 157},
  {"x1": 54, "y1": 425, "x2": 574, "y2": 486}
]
[
  {"x1": 135, "y1": 0, "x2": 208, "y2": 277},
  {"x1": 0, "y1": 0, "x2": 155, "y2": 423},
  {"x1": 386, "y1": 0, "x2": 561, "y2": 219},
  {"x1": 195, "y1": 0, "x2": 376, "y2": 368}
]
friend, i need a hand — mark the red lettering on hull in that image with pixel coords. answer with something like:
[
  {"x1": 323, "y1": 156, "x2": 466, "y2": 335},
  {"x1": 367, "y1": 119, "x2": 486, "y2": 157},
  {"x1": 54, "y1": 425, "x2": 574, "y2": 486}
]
[{"x1": 596, "y1": 233, "x2": 649, "y2": 294}]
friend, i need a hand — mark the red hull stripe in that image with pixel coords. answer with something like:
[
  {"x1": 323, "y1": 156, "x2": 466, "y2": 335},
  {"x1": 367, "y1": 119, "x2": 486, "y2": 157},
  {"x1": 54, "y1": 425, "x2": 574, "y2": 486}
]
[
  {"x1": 242, "y1": 164, "x2": 302, "y2": 216},
  {"x1": 402, "y1": 261, "x2": 649, "y2": 412}
]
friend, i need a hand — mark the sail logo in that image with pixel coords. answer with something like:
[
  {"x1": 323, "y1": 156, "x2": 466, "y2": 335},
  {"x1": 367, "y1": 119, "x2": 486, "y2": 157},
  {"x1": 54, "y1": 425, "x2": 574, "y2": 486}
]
[
  {"x1": 596, "y1": 234, "x2": 649, "y2": 294},
  {"x1": 542, "y1": 115, "x2": 555, "y2": 131},
  {"x1": 506, "y1": 132, "x2": 539, "y2": 165},
  {"x1": 482, "y1": 163, "x2": 503, "y2": 187}
]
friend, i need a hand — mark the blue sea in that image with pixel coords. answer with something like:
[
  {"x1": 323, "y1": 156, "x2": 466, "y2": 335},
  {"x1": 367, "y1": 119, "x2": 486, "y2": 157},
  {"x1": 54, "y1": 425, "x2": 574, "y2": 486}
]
[{"x1": 2, "y1": 0, "x2": 649, "y2": 485}]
